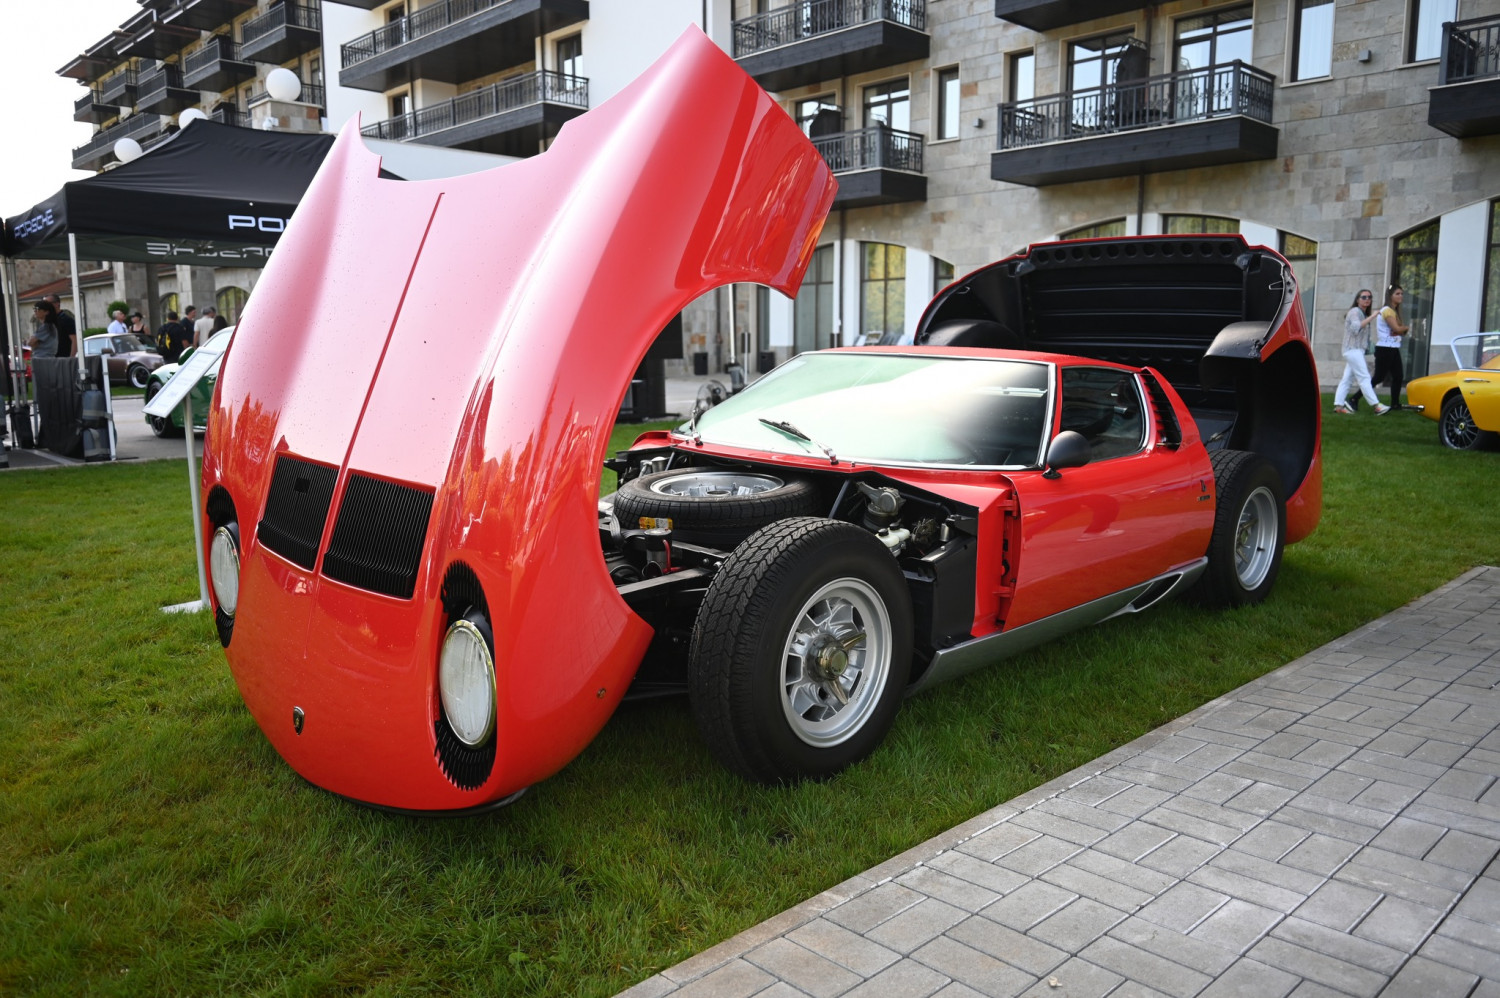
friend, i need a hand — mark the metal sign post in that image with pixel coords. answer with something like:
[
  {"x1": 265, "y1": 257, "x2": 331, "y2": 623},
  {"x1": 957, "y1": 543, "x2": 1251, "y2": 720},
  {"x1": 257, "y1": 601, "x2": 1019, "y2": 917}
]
[{"x1": 144, "y1": 337, "x2": 231, "y2": 614}]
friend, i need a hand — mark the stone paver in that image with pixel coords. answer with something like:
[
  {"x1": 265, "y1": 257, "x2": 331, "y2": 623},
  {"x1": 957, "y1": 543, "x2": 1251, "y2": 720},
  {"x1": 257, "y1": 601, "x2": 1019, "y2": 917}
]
[{"x1": 619, "y1": 567, "x2": 1500, "y2": 998}]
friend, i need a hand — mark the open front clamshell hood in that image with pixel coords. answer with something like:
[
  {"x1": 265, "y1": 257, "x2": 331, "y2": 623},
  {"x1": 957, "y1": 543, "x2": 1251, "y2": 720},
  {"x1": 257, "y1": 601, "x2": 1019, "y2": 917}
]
[{"x1": 200, "y1": 28, "x2": 838, "y2": 811}]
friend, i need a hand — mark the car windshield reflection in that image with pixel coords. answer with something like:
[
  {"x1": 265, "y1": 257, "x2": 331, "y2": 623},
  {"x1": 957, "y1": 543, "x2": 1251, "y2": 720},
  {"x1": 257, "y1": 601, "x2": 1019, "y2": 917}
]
[{"x1": 679, "y1": 353, "x2": 1051, "y2": 468}]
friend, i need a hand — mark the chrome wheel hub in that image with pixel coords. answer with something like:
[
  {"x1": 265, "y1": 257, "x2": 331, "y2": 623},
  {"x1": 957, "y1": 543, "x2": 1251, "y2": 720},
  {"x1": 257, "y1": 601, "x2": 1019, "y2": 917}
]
[
  {"x1": 781, "y1": 578, "x2": 891, "y2": 747},
  {"x1": 650, "y1": 470, "x2": 784, "y2": 498},
  {"x1": 1234, "y1": 486, "x2": 1278, "y2": 591}
]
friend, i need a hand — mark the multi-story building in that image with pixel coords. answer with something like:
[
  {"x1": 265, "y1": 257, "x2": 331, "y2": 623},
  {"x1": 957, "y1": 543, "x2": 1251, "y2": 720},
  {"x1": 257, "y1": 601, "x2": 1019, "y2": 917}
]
[{"x1": 54, "y1": 0, "x2": 1500, "y2": 382}]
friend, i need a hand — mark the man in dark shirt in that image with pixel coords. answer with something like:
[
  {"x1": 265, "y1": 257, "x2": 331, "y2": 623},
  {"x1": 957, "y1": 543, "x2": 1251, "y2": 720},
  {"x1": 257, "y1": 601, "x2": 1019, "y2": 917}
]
[
  {"x1": 157, "y1": 311, "x2": 183, "y2": 362},
  {"x1": 43, "y1": 294, "x2": 76, "y2": 359}
]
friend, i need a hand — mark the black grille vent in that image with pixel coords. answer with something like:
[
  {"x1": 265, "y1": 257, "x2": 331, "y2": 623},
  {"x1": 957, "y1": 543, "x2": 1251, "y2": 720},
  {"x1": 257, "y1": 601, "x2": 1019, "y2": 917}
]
[
  {"x1": 257, "y1": 455, "x2": 338, "y2": 569},
  {"x1": 322, "y1": 474, "x2": 434, "y2": 599},
  {"x1": 434, "y1": 713, "x2": 497, "y2": 791},
  {"x1": 1141, "y1": 370, "x2": 1183, "y2": 449}
]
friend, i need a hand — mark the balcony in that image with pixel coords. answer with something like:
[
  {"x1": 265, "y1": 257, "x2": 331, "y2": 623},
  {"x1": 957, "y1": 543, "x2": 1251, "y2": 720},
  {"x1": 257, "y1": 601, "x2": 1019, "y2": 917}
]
[
  {"x1": 164, "y1": 0, "x2": 260, "y2": 31},
  {"x1": 1430, "y1": 15, "x2": 1500, "y2": 138},
  {"x1": 59, "y1": 53, "x2": 113, "y2": 84},
  {"x1": 240, "y1": 3, "x2": 323, "y2": 64},
  {"x1": 136, "y1": 65, "x2": 199, "y2": 115},
  {"x1": 360, "y1": 70, "x2": 588, "y2": 156},
  {"x1": 322, "y1": 0, "x2": 386, "y2": 7},
  {"x1": 992, "y1": 61, "x2": 1278, "y2": 187},
  {"x1": 98, "y1": 69, "x2": 138, "y2": 106},
  {"x1": 71, "y1": 114, "x2": 172, "y2": 171},
  {"x1": 810, "y1": 126, "x2": 925, "y2": 208},
  {"x1": 74, "y1": 87, "x2": 114, "y2": 123},
  {"x1": 247, "y1": 81, "x2": 326, "y2": 110},
  {"x1": 732, "y1": 0, "x2": 928, "y2": 93},
  {"x1": 993, "y1": 0, "x2": 1143, "y2": 32},
  {"x1": 182, "y1": 36, "x2": 255, "y2": 91},
  {"x1": 339, "y1": 0, "x2": 589, "y2": 93}
]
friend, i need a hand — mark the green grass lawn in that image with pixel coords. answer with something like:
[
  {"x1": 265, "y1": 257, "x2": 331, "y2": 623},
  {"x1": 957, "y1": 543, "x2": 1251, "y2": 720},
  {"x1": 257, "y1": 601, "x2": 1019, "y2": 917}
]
[{"x1": 2, "y1": 408, "x2": 1497, "y2": 996}]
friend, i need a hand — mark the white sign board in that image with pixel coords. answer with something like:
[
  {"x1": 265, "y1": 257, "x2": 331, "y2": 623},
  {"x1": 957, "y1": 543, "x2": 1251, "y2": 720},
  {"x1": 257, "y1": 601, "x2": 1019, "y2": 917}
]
[{"x1": 143, "y1": 335, "x2": 230, "y2": 418}]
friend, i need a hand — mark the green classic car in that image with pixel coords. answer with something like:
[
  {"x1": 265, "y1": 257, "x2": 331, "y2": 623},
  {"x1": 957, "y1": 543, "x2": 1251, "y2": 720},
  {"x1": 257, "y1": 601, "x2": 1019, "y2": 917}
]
[{"x1": 143, "y1": 327, "x2": 233, "y2": 438}]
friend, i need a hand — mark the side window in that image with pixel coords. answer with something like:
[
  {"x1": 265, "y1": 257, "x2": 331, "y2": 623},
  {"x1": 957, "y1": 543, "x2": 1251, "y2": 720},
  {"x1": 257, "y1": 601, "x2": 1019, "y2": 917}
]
[{"x1": 1059, "y1": 368, "x2": 1145, "y2": 460}]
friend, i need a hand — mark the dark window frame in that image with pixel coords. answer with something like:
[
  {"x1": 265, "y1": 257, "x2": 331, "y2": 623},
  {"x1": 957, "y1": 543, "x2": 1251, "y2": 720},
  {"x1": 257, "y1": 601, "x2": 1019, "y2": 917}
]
[
  {"x1": 860, "y1": 242, "x2": 906, "y2": 345},
  {"x1": 1172, "y1": 3, "x2": 1254, "y2": 71},
  {"x1": 1291, "y1": 0, "x2": 1335, "y2": 81},
  {"x1": 1484, "y1": 202, "x2": 1500, "y2": 333},
  {"x1": 1407, "y1": 0, "x2": 1458, "y2": 62},
  {"x1": 935, "y1": 66, "x2": 960, "y2": 140},
  {"x1": 1007, "y1": 49, "x2": 1035, "y2": 103}
]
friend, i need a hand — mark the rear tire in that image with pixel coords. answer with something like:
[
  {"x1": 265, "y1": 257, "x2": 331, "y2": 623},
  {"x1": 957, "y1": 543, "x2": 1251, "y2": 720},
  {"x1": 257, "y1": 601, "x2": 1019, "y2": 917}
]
[
  {"x1": 1190, "y1": 450, "x2": 1286, "y2": 608},
  {"x1": 688, "y1": 517, "x2": 912, "y2": 784},
  {"x1": 127, "y1": 364, "x2": 150, "y2": 389}
]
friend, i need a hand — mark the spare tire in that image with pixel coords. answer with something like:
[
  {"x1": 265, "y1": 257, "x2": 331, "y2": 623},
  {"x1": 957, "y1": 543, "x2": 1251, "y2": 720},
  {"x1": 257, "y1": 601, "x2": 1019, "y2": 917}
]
[{"x1": 612, "y1": 468, "x2": 820, "y2": 547}]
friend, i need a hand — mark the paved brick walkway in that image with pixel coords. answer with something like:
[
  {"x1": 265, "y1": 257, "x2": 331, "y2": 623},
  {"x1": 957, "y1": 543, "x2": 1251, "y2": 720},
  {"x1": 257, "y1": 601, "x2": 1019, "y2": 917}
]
[{"x1": 621, "y1": 566, "x2": 1500, "y2": 998}]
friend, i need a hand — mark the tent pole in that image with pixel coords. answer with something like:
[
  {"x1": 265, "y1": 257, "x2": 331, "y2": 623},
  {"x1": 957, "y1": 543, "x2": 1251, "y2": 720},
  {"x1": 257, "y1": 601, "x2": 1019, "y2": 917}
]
[
  {"x1": 1, "y1": 257, "x2": 24, "y2": 404},
  {"x1": 183, "y1": 393, "x2": 210, "y2": 609},
  {"x1": 69, "y1": 234, "x2": 115, "y2": 460}
]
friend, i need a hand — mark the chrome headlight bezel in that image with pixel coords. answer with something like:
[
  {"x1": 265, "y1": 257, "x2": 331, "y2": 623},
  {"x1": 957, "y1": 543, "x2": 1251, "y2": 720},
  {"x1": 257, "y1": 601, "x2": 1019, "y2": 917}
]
[
  {"x1": 439, "y1": 616, "x2": 497, "y2": 748},
  {"x1": 209, "y1": 524, "x2": 241, "y2": 617}
]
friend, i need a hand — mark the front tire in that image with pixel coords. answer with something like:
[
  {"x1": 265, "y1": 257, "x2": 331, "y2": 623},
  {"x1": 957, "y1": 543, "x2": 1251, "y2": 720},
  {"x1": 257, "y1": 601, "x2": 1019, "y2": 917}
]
[
  {"x1": 145, "y1": 381, "x2": 183, "y2": 438},
  {"x1": 1190, "y1": 450, "x2": 1286, "y2": 608},
  {"x1": 688, "y1": 517, "x2": 912, "y2": 784},
  {"x1": 1439, "y1": 395, "x2": 1494, "y2": 450}
]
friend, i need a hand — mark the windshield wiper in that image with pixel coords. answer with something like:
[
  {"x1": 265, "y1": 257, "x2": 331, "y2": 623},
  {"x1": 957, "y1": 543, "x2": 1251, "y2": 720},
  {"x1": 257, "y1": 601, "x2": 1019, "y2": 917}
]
[{"x1": 758, "y1": 417, "x2": 837, "y2": 464}]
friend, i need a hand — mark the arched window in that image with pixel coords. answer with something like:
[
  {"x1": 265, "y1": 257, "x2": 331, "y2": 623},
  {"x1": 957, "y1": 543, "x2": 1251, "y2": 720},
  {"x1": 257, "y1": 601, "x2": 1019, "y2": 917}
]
[
  {"x1": 1060, "y1": 218, "x2": 1126, "y2": 239},
  {"x1": 1162, "y1": 214, "x2": 1238, "y2": 234},
  {"x1": 1280, "y1": 232, "x2": 1317, "y2": 329},
  {"x1": 216, "y1": 286, "x2": 248, "y2": 324},
  {"x1": 159, "y1": 292, "x2": 179, "y2": 318},
  {"x1": 860, "y1": 243, "x2": 906, "y2": 344}
]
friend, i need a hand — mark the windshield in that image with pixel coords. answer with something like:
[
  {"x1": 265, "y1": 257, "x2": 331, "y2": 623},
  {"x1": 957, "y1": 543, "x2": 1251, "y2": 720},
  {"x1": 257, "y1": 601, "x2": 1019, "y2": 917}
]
[
  {"x1": 681, "y1": 353, "x2": 1051, "y2": 467},
  {"x1": 114, "y1": 335, "x2": 149, "y2": 353},
  {"x1": 1452, "y1": 333, "x2": 1500, "y2": 371}
]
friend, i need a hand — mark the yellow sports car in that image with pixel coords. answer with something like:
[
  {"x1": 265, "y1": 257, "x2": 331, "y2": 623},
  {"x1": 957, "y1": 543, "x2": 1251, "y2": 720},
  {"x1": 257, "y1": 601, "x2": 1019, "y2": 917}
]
[{"x1": 1406, "y1": 333, "x2": 1500, "y2": 450}]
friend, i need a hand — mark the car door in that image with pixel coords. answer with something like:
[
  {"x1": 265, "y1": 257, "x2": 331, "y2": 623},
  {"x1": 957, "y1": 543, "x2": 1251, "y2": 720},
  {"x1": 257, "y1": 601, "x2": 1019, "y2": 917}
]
[{"x1": 1003, "y1": 366, "x2": 1212, "y2": 627}]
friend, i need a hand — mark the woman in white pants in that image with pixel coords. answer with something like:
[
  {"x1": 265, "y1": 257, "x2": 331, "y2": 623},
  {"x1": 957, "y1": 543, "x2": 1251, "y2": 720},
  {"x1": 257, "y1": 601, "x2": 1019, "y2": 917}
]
[{"x1": 1333, "y1": 289, "x2": 1388, "y2": 414}]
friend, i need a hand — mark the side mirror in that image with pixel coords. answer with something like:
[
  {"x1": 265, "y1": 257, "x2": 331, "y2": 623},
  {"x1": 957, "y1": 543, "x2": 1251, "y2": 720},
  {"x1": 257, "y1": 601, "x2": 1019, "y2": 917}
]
[{"x1": 1042, "y1": 430, "x2": 1090, "y2": 479}]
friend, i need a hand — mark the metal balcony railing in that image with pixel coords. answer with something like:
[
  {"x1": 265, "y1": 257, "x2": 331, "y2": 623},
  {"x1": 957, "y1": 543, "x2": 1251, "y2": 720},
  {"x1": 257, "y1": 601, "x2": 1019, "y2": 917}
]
[
  {"x1": 209, "y1": 102, "x2": 246, "y2": 126},
  {"x1": 247, "y1": 81, "x2": 326, "y2": 108},
  {"x1": 74, "y1": 88, "x2": 106, "y2": 115},
  {"x1": 342, "y1": 0, "x2": 512, "y2": 68},
  {"x1": 98, "y1": 68, "x2": 137, "y2": 104},
  {"x1": 810, "y1": 125, "x2": 923, "y2": 173},
  {"x1": 137, "y1": 64, "x2": 185, "y2": 101},
  {"x1": 242, "y1": 2, "x2": 321, "y2": 46},
  {"x1": 359, "y1": 70, "x2": 588, "y2": 141},
  {"x1": 1441, "y1": 14, "x2": 1500, "y2": 83},
  {"x1": 183, "y1": 36, "x2": 241, "y2": 81},
  {"x1": 732, "y1": 0, "x2": 925, "y2": 58},
  {"x1": 998, "y1": 61, "x2": 1273, "y2": 150}
]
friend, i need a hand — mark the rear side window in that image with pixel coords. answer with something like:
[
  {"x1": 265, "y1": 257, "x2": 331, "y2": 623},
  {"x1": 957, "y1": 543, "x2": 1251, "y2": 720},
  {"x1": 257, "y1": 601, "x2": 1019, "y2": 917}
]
[{"x1": 1059, "y1": 367, "x2": 1145, "y2": 460}]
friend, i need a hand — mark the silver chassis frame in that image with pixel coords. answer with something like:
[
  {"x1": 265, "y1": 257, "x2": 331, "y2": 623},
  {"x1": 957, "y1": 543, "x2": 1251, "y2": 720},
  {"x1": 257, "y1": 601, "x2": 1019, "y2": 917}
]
[{"x1": 907, "y1": 558, "x2": 1209, "y2": 695}]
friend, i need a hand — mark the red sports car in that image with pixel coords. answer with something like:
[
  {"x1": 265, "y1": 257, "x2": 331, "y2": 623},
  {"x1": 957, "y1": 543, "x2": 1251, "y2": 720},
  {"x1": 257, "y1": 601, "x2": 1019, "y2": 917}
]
[{"x1": 199, "y1": 30, "x2": 1321, "y2": 813}]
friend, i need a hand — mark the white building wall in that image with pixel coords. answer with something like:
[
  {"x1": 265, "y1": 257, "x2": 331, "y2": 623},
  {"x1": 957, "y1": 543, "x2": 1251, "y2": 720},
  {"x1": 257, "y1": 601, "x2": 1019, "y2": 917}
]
[
  {"x1": 583, "y1": 0, "x2": 733, "y2": 104},
  {"x1": 1431, "y1": 200, "x2": 1490, "y2": 353},
  {"x1": 320, "y1": 3, "x2": 387, "y2": 131}
]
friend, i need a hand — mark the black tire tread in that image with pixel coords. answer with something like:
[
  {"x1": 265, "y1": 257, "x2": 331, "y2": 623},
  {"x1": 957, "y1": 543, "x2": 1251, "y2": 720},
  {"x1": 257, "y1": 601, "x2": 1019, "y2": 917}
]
[
  {"x1": 1439, "y1": 395, "x2": 1495, "y2": 451},
  {"x1": 613, "y1": 469, "x2": 819, "y2": 545},
  {"x1": 688, "y1": 516, "x2": 910, "y2": 783},
  {"x1": 144, "y1": 381, "x2": 184, "y2": 439}
]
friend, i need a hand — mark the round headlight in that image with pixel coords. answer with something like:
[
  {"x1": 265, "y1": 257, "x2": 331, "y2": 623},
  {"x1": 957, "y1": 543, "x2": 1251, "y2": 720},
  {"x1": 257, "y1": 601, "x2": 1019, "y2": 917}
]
[
  {"x1": 209, "y1": 525, "x2": 241, "y2": 616},
  {"x1": 439, "y1": 617, "x2": 496, "y2": 747}
]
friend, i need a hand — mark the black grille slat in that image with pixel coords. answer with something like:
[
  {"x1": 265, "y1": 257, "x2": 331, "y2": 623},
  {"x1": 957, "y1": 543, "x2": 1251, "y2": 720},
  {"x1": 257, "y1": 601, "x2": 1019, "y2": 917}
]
[
  {"x1": 1140, "y1": 370, "x2": 1183, "y2": 450},
  {"x1": 322, "y1": 474, "x2": 434, "y2": 599},
  {"x1": 257, "y1": 456, "x2": 338, "y2": 570}
]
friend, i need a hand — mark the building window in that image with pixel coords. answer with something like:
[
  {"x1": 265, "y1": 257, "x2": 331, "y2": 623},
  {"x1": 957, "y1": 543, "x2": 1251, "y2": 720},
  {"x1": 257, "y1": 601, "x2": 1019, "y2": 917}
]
[
  {"x1": 1291, "y1": 0, "x2": 1334, "y2": 80},
  {"x1": 1394, "y1": 220, "x2": 1440, "y2": 380},
  {"x1": 1008, "y1": 50, "x2": 1035, "y2": 103},
  {"x1": 216, "y1": 286, "x2": 248, "y2": 325},
  {"x1": 388, "y1": 91, "x2": 409, "y2": 118},
  {"x1": 1174, "y1": 5, "x2": 1253, "y2": 71},
  {"x1": 863, "y1": 79, "x2": 910, "y2": 131},
  {"x1": 1162, "y1": 214, "x2": 1239, "y2": 234},
  {"x1": 1061, "y1": 218, "x2": 1127, "y2": 239},
  {"x1": 159, "y1": 293, "x2": 179, "y2": 318},
  {"x1": 796, "y1": 96, "x2": 840, "y2": 136},
  {"x1": 936, "y1": 67, "x2": 960, "y2": 140},
  {"x1": 556, "y1": 34, "x2": 583, "y2": 78},
  {"x1": 933, "y1": 256, "x2": 954, "y2": 297},
  {"x1": 794, "y1": 244, "x2": 835, "y2": 354},
  {"x1": 861, "y1": 242, "x2": 906, "y2": 344},
  {"x1": 1280, "y1": 232, "x2": 1318, "y2": 329},
  {"x1": 1409, "y1": 0, "x2": 1457, "y2": 61},
  {"x1": 1069, "y1": 30, "x2": 1134, "y2": 91},
  {"x1": 306, "y1": 53, "x2": 322, "y2": 90},
  {"x1": 1484, "y1": 202, "x2": 1500, "y2": 332}
]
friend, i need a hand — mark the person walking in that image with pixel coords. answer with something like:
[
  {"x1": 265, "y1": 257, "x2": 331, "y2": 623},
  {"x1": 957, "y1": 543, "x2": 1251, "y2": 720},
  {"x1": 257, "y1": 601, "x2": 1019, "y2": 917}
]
[
  {"x1": 27, "y1": 301, "x2": 60, "y2": 359},
  {"x1": 193, "y1": 306, "x2": 217, "y2": 348},
  {"x1": 1332, "y1": 289, "x2": 1388, "y2": 415},
  {"x1": 1372, "y1": 285, "x2": 1410, "y2": 410},
  {"x1": 43, "y1": 294, "x2": 76, "y2": 358}
]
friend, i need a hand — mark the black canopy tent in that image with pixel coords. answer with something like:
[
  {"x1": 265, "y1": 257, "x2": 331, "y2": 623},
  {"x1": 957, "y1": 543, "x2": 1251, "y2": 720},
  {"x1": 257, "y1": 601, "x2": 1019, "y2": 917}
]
[{"x1": 2, "y1": 119, "x2": 337, "y2": 268}]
